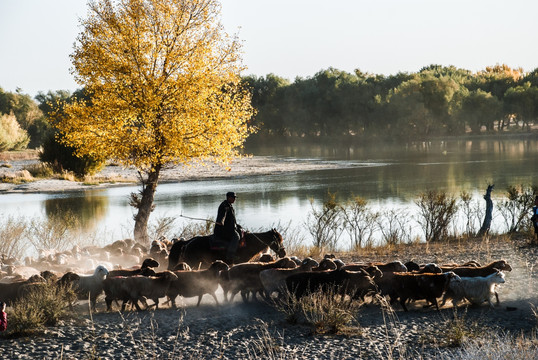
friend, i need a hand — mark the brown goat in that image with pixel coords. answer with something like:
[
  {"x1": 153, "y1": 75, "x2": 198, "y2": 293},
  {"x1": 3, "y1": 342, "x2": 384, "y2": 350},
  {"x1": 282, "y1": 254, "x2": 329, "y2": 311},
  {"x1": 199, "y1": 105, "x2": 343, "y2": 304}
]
[
  {"x1": 167, "y1": 260, "x2": 229, "y2": 307},
  {"x1": 225, "y1": 257, "x2": 297, "y2": 302}
]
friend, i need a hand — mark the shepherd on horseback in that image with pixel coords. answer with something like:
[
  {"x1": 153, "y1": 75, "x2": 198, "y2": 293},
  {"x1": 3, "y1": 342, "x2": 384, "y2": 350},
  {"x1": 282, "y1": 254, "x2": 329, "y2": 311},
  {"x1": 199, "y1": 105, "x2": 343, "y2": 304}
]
[{"x1": 214, "y1": 192, "x2": 242, "y2": 263}]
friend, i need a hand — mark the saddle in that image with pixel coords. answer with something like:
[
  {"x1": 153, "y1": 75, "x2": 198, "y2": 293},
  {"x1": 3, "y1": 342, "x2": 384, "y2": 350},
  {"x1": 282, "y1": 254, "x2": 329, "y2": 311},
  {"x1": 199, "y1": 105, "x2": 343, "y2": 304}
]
[{"x1": 209, "y1": 231, "x2": 246, "y2": 251}]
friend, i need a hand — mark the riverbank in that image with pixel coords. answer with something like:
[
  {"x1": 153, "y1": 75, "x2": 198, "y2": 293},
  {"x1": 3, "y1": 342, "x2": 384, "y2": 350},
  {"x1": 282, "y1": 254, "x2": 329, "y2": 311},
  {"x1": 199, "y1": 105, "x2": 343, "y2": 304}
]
[{"x1": 0, "y1": 154, "x2": 349, "y2": 194}]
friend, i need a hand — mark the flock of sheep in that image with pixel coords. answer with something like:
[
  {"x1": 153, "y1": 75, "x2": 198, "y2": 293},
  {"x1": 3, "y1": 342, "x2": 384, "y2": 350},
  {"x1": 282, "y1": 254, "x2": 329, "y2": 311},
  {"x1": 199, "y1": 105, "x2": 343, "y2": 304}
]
[{"x1": 0, "y1": 238, "x2": 512, "y2": 313}]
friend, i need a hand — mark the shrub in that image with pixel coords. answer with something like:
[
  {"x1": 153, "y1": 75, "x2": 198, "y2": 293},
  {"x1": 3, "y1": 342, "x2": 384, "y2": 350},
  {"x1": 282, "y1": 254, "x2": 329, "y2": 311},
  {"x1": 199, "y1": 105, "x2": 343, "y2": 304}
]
[
  {"x1": 341, "y1": 196, "x2": 379, "y2": 250},
  {"x1": 458, "y1": 191, "x2": 483, "y2": 237},
  {"x1": 39, "y1": 131, "x2": 105, "y2": 177},
  {"x1": 148, "y1": 216, "x2": 176, "y2": 242},
  {"x1": 0, "y1": 215, "x2": 28, "y2": 260},
  {"x1": 498, "y1": 184, "x2": 537, "y2": 233},
  {"x1": 6, "y1": 281, "x2": 75, "y2": 337},
  {"x1": 246, "y1": 319, "x2": 291, "y2": 360},
  {"x1": 23, "y1": 162, "x2": 54, "y2": 178},
  {"x1": 274, "y1": 286, "x2": 361, "y2": 335},
  {"x1": 271, "y1": 220, "x2": 310, "y2": 258},
  {"x1": 377, "y1": 208, "x2": 410, "y2": 246},
  {"x1": 27, "y1": 211, "x2": 81, "y2": 253},
  {"x1": 175, "y1": 219, "x2": 213, "y2": 240},
  {"x1": 415, "y1": 190, "x2": 458, "y2": 242},
  {"x1": 0, "y1": 113, "x2": 30, "y2": 151},
  {"x1": 305, "y1": 191, "x2": 344, "y2": 251},
  {"x1": 7, "y1": 301, "x2": 46, "y2": 337}
]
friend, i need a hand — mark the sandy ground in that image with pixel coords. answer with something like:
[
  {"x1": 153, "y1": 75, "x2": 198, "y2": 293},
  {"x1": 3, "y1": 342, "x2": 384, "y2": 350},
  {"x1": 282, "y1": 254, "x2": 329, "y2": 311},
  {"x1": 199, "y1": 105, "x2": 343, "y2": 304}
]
[
  {"x1": 0, "y1": 156, "x2": 348, "y2": 193},
  {"x1": 1, "y1": 237, "x2": 537, "y2": 359}
]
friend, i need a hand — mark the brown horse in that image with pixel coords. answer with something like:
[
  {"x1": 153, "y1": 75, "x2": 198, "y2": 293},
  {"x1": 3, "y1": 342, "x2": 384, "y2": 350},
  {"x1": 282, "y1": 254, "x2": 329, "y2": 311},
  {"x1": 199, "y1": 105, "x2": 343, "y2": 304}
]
[{"x1": 167, "y1": 229, "x2": 286, "y2": 269}]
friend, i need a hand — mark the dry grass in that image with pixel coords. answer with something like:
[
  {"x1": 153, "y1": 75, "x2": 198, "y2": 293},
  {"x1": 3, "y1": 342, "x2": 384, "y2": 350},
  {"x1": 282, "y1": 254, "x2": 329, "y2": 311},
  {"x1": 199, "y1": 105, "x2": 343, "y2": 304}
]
[
  {"x1": 418, "y1": 307, "x2": 483, "y2": 349},
  {"x1": 0, "y1": 149, "x2": 39, "y2": 161},
  {"x1": 438, "y1": 333, "x2": 538, "y2": 359},
  {"x1": 274, "y1": 286, "x2": 363, "y2": 335},
  {"x1": 0, "y1": 170, "x2": 34, "y2": 184},
  {"x1": 3, "y1": 281, "x2": 76, "y2": 338},
  {"x1": 331, "y1": 233, "x2": 515, "y2": 264},
  {"x1": 23, "y1": 162, "x2": 53, "y2": 178}
]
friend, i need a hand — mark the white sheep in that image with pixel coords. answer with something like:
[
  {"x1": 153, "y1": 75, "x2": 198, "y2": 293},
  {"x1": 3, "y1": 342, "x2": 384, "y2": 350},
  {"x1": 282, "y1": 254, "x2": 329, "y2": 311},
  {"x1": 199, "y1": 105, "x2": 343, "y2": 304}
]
[
  {"x1": 61, "y1": 265, "x2": 109, "y2": 311},
  {"x1": 445, "y1": 270, "x2": 506, "y2": 308}
]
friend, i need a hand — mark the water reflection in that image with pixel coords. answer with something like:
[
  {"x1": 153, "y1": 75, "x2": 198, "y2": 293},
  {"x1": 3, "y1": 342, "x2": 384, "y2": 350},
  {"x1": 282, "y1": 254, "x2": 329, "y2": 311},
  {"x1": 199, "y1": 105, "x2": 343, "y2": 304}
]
[{"x1": 43, "y1": 192, "x2": 109, "y2": 231}]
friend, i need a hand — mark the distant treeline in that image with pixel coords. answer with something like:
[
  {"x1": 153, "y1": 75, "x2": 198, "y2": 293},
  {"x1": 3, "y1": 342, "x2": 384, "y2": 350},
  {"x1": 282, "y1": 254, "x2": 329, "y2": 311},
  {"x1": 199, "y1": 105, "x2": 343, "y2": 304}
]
[
  {"x1": 242, "y1": 64, "x2": 538, "y2": 142},
  {"x1": 2, "y1": 64, "x2": 538, "y2": 151}
]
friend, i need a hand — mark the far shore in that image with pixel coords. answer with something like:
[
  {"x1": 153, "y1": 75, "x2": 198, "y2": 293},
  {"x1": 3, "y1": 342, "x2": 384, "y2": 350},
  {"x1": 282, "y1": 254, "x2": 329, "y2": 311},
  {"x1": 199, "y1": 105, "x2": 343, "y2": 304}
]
[{"x1": 0, "y1": 154, "x2": 348, "y2": 194}]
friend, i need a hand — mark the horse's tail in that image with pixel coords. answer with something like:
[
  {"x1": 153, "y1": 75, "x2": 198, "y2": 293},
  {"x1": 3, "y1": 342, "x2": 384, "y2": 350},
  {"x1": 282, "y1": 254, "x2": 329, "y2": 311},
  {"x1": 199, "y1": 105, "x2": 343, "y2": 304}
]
[{"x1": 168, "y1": 239, "x2": 188, "y2": 270}]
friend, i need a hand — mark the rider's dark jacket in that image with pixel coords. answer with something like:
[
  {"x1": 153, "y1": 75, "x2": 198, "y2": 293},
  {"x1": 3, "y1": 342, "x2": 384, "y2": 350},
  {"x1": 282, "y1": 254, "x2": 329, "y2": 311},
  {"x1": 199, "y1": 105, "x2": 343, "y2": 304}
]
[{"x1": 214, "y1": 200, "x2": 237, "y2": 240}]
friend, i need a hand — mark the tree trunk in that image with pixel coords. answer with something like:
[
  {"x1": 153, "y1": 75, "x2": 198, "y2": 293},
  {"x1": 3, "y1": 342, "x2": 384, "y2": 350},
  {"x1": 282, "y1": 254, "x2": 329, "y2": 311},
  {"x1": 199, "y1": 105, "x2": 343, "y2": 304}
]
[
  {"x1": 477, "y1": 184, "x2": 494, "y2": 237},
  {"x1": 133, "y1": 166, "x2": 161, "y2": 245}
]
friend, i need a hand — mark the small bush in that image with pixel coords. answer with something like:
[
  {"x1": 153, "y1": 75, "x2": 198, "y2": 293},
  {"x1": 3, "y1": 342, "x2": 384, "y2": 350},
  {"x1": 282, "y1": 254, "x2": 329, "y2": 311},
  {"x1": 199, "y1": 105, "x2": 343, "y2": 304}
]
[
  {"x1": 7, "y1": 301, "x2": 46, "y2": 337},
  {"x1": 0, "y1": 215, "x2": 28, "y2": 260},
  {"x1": 416, "y1": 190, "x2": 458, "y2": 242},
  {"x1": 175, "y1": 219, "x2": 213, "y2": 239},
  {"x1": 439, "y1": 333, "x2": 538, "y2": 359},
  {"x1": 301, "y1": 289, "x2": 360, "y2": 334},
  {"x1": 23, "y1": 162, "x2": 54, "y2": 178},
  {"x1": 305, "y1": 192, "x2": 344, "y2": 251},
  {"x1": 498, "y1": 184, "x2": 537, "y2": 233},
  {"x1": 5, "y1": 281, "x2": 75, "y2": 337},
  {"x1": 27, "y1": 211, "x2": 81, "y2": 252},
  {"x1": 271, "y1": 220, "x2": 310, "y2": 258},
  {"x1": 377, "y1": 208, "x2": 409, "y2": 246},
  {"x1": 148, "y1": 216, "x2": 177, "y2": 242},
  {"x1": 341, "y1": 196, "x2": 379, "y2": 250},
  {"x1": 422, "y1": 308, "x2": 482, "y2": 349},
  {"x1": 459, "y1": 191, "x2": 483, "y2": 237},
  {"x1": 39, "y1": 132, "x2": 105, "y2": 177},
  {"x1": 274, "y1": 286, "x2": 362, "y2": 335}
]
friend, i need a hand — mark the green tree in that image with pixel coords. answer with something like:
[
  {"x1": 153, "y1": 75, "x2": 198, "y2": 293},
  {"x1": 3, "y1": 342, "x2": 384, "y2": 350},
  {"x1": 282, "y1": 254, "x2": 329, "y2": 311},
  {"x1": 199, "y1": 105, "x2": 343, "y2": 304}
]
[
  {"x1": 242, "y1": 74, "x2": 290, "y2": 137},
  {"x1": 458, "y1": 90, "x2": 502, "y2": 133},
  {"x1": 38, "y1": 89, "x2": 105, "y2": 177},
  {"x1": 0, "y1": 87, "x2": 43, "y2": 148},
  {"x1": 504, "y1": 82, "x2": 538, "y2": 130}
]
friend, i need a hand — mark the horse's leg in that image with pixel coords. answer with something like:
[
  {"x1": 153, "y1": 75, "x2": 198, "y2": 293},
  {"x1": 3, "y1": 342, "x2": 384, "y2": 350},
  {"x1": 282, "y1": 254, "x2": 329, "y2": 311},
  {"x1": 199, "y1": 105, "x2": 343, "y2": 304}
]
[
  {"x1": 210, "y1": 293, "x2": 220, "y2": 306},
  {"x1": 230, "y1": 289, "x2": 239, "y2": 302},
  {"x1": 240, "y1": 290, "x2": 251, "y2": 303}
]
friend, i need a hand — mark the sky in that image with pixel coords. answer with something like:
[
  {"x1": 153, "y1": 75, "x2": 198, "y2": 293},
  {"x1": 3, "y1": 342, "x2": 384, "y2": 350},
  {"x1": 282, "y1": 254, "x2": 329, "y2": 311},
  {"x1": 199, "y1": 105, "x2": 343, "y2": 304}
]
[{"x1": 1, "y1": 0, "x2": 538, "y2": 98}]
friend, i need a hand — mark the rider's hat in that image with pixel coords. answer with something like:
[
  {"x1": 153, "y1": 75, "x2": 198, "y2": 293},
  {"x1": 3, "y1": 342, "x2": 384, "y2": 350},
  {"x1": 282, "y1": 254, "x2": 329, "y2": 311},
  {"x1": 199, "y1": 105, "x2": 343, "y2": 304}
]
[{"x1": 226, "y1": 192, "x2": 237, "y2": 198}]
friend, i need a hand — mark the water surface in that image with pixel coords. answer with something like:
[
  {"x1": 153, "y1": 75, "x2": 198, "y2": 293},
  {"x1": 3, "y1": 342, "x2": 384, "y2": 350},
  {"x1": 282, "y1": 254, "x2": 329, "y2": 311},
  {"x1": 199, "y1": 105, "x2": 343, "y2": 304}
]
[{"x1": 2, "y1": 138, "x2": 537, "y2": 250}]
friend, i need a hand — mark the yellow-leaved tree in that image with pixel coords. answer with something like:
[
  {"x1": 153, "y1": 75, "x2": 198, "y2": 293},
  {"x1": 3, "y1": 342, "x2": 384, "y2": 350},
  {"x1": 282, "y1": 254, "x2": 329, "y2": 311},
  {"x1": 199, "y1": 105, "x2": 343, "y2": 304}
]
[{"x1": 54, "y1": 0, "x2": 255, "y2": 244}]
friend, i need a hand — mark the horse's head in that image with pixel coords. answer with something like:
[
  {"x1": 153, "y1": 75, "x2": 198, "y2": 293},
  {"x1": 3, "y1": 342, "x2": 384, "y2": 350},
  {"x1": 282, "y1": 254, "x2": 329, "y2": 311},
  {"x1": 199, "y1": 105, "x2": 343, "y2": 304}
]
[{"x1": 268, "y1": 228, "x2": 286, "y2": 258}]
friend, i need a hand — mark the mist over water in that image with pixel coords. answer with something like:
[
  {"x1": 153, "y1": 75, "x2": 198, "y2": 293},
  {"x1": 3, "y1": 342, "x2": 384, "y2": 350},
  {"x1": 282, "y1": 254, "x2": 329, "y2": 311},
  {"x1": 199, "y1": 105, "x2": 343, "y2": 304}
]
[{"x1": 1, "y1": 138, "x2": 537, "y2": 251}]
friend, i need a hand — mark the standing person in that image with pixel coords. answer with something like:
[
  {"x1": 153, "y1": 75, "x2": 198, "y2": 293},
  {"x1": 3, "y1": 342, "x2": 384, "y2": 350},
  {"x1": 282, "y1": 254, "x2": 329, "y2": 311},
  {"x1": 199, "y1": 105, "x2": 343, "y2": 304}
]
[
  {"x1": 0, "y1": 301, "x2": 7, "y2": 332},
  {"x1": 214, "y1": 192, "x2": 241, "y2": 263},
  {"x1": 532, "y1": 196, "x2": 538, "y2": 243}
]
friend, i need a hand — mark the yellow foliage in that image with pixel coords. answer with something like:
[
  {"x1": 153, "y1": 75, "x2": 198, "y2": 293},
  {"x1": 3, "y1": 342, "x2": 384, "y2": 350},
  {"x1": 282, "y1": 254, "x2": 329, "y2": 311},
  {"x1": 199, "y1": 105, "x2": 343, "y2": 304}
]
[
  {"x1": 53, "y1": 0, "x2": 255, "y2": 172},
  {"x1": 481, "y1": 63, "x2": 524, "y2": 82},
  {"x1": 0, "y1": 113, "x2": 30, "y2": 151}
]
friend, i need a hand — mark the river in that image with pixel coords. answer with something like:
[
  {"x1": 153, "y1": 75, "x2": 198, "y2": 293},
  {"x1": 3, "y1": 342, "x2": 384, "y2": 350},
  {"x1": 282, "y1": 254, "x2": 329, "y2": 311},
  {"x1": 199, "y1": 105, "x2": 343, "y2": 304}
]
[{"x1": 1, "y1": 137, "x2": 537, "y2": 253}]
